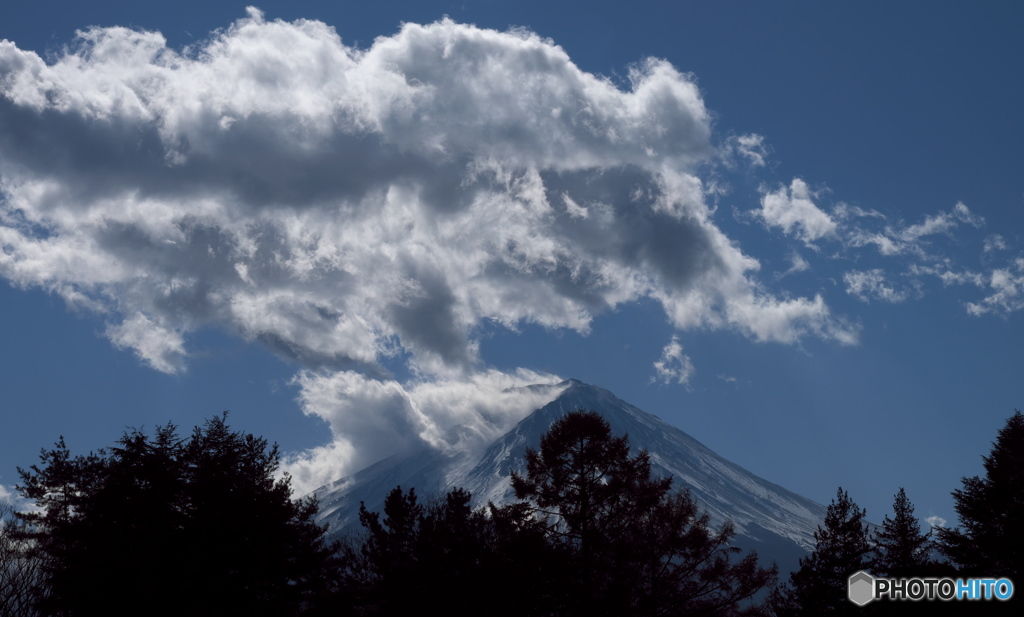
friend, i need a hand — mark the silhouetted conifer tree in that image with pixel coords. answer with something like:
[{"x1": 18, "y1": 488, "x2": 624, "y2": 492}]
[
  {"x1": 936, "y1": 410, "x2": 1024, "y2": 610},
  {"x1": 16, "y1": 414, "x2": 338, "y2": 617},
  {"x1": 871, "y1": 488, "x2": 931, "y2": 578},
  {"x1": 512, "y1": 409, "x2": 776, "y2": 617},
  {"x1": 346, "y1": 485, "x2": 565, "y2": 617},
  {"x1": 1, "y1": 502, "x2": 44, "y2": 617},
  {"x1": 348, "y1": 486, "x2": 425, "y2": 614},
  {"x1": 770, "y1": 487, "x2": 873, "y2": 617}
]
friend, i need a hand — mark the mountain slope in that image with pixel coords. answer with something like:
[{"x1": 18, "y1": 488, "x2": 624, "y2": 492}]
[{"x1": 313, "y1": 379, "x2": 826, "y2": 572}]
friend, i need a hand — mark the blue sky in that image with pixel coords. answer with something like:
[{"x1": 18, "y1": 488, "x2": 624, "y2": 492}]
[{"x1": 1, "y1": 1, "x2": 1021, "y2": 533}]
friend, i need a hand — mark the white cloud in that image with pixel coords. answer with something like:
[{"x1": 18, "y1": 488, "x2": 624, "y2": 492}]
[
  {"x1": 831, "y1": 203, "x2": 885, "y2": 222},
  {"x1": 908, "y1": 263, "x2": 986, "y2": 288},
  {"x1": 0, "y1": 13, "x2": 869, "y2": 490},
  {"x1": 983, "y1": 234, "x2": 1008, "y2": 253},
  {"x1": 775, "y1": 251, "x2": 810, "y2": 281},
  {"x1": 843, "y1": 269, "x2": 911, "y2": 304},
  {"x1": 106, "y1": 312, "x2": 187, "y2": 374},
  {"x1": 792, "y1": 200, "x2": 1015, "y2": 312},
  {"x1": 736, "y1": 134, "x2": 769, "y2": 167},
  {"x1": 899, "y1": 203, "x2": 982, "y2": 244},
  {"x1": 651, "y1": 336, "x2": 695, "y2": 386},
  {"x1": 848, "y1": 202, "x2": 984, "y2": 258},
  {"x1": 966, "y1": 258, "x2": 1024, "y2": 317},
  {"x1": 724, "y1": 133, "x2": 769, "y2": 168},
  {"x1": 717, "y1": 291, "x2": 858, "y2": 345},
  {"x1": 925, "y1": 515, "x2": 946, "y2": 529},
  {"x1": 0, "y1": 483, "x2": 38, "y2": 514},
  {"x1": 832, "y1": 205, "x2": 1024, "y2": 316},
  {"x1": 0, "y1": 12, "x2": 852, "y2": 379},
  {"x1": 282, "y1": 369, "x2": 565, "y2": 495},
  {"x1": 952, "y1": 202, "x2": 985, "y2": 228},
  {"x1": 788, "y1": 252, "x2": 811, "y2": 273},
  {"x1": 0, "y1": 483, "x2": 28, "y2": 512},
  {"x1": 758, "y1": 178, "x2": 837, "y2": 244}
]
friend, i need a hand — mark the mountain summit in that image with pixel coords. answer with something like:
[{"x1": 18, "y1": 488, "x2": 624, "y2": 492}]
[{"x1": 313, "y1": 379, "x2": 825, "y2": 572}]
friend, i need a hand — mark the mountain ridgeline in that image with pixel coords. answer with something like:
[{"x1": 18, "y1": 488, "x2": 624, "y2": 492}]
[{"x1": 314, "y1": 379, "x2": 826, "y2": 574}]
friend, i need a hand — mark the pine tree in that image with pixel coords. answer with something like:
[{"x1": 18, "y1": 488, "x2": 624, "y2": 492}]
[
  {"x1": 485, "y1": 499, "x2": 570, "y2": 615},
  {"x1": 872, "y1": 488, "x2": 931, "y2": 578},
  {"x1": 349, "y1": 485, "x2": 425, "y2": 614},
  {"x1": 1, "y1": 502, "x2": 43, "y2": 617},
  {"x1": 512, "y1": 409, "x2": 776, "y2": 616},
  {"x1": 771, "y1": 487, "x2": 873, "y2": 617},
  {"x1": 937, "y1": 410, "x2": 1024, "y2": 584},
  {"x1": 14, "y1": 437, "x2": 107, "y2": 615},
  {"x1": 346, "y1": 486, "x2": 562, "y2": 617},
  {"x1": 15, "y1": 415, "x2": 339, "y2": 617}
]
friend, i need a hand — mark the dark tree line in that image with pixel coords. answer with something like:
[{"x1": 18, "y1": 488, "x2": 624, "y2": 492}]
[
  {"x1": 338, "y1": 486, "x2": 563, "y2": 616},
  {"x1": 4, "y1": 408, "x2": 1022, "y2": 616},
  {"x1": 770, "y1": 410, "x2": 1024, "y2": 615},
  {"x1": 4, "y1": 410, "x2": 776, "y2": 616},
  {"x1": 10, "y1": 415, "x2": 339, "y2": 617}
]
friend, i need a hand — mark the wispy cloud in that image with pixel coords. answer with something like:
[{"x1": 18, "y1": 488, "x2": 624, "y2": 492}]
[
  {"x1": 651, "y1": 336, "x2": 695, "y2": 386},
  {"x1": 1, "y1": 482, "x2": 40, "y2": 514},
  {"x1": 846, "y1": 202, "x2": 983, "y2": 258},
  {"x1": 983, "y1": 234, "x2": 1008, "y2": 253},
  {"x1": 774, "y1": 251, "x2": 810, "y2": 281},
  {"x1": 723, "y1": 133, "x2": 769, "y2": 168},
  {"x1": 966, "y1": 259, "x2": 1024, "y2": 317},
  {"x1": 843, "y1": 269, "x2": 914, "y2": 304},
  {"x1": 753, "y1": 184, "x2": 1024, "y2": 317}
]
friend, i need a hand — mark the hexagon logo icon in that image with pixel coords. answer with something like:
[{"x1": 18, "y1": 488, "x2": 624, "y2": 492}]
[{"x1": 848, "y1": 571, "x2": 875, "y2": 606}]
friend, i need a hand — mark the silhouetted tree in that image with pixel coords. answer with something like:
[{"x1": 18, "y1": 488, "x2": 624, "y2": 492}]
[
  {"x1": 345, "y1": 486, "x2": 565, "y2": 617},
  {"x1": 346, "y1": 486, "x2": 426, "y2": 615},
  {"x1": 16, "y1": 415, "x2": 338, "y2": 617},
  {"x1": 937, "y1": 410, "x2": 1024, "y2": 605},
  {"x1": 1, "y1": 502, "x2": 43, "y2": 617},
  {"x1": 485, "y1": 499, "x2": 570, "y2": 614},
  {"x1": 512, "y1": 409, "x2": 776, "y2": 616},
  {"x1": 13, "y1": 436, "x2": 106, "y2": 615},
  {"x1": 770, "y1": 487, "x2": 873, "y2": 617},
  {"x1": 871, "y1": 488, "x2": 931, "y2": 578}
]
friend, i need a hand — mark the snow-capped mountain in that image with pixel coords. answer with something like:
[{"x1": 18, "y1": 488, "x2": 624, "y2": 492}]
[{"x1": 313, "y1": 379, "x2": 826, "y2": 573}]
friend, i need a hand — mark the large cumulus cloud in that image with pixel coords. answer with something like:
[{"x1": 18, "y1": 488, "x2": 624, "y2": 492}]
[{"x1": 0, "y1": 10, "x2": 857, "y2": 488}]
